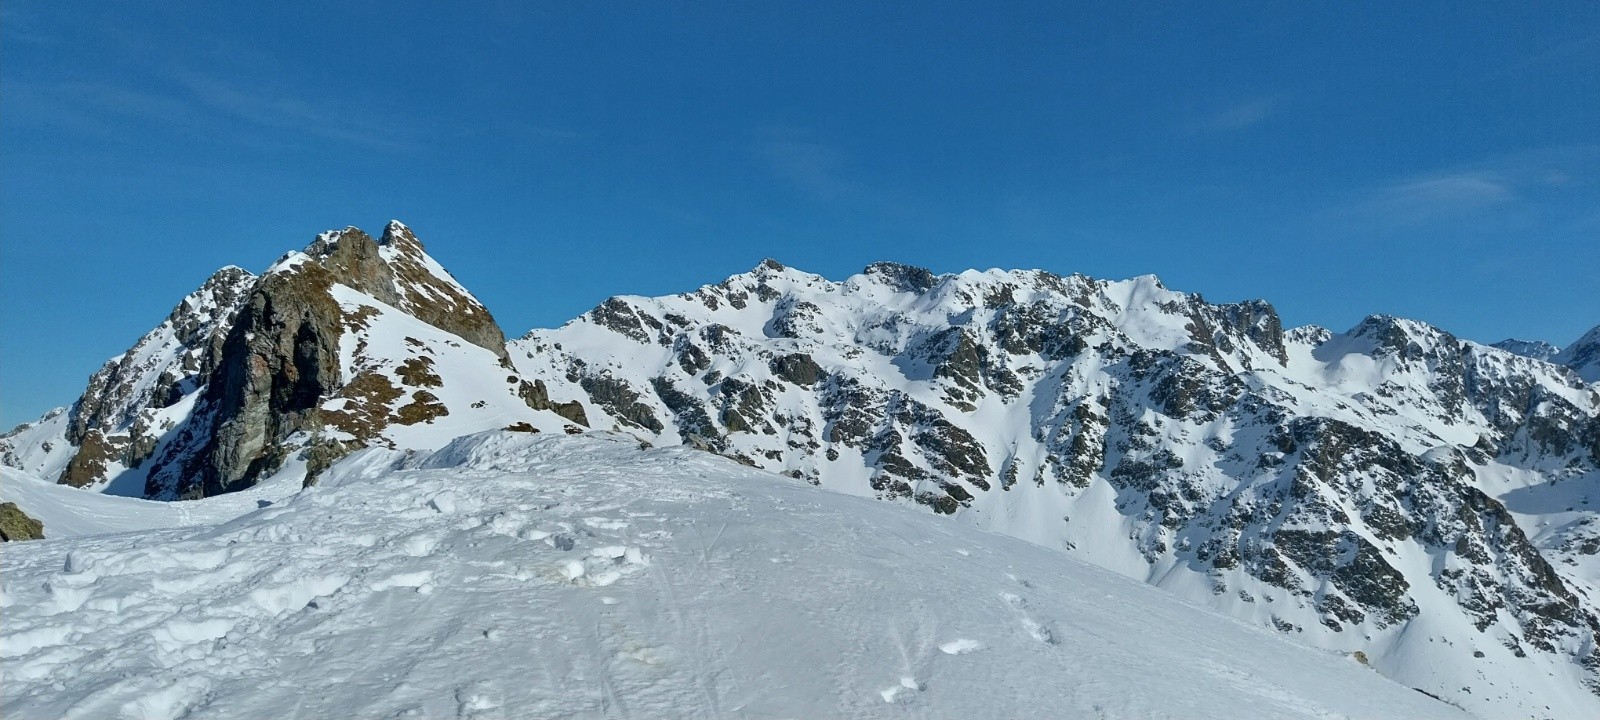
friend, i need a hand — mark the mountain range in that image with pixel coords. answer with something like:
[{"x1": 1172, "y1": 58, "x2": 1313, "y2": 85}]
[{"x1": 4, "y1": 221, "x2": 1597, "y2": 718}]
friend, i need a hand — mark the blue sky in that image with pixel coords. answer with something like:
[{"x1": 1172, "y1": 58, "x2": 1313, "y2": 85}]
[{"x1": 3, "y1": 2, "x2": 1598, "y2": 427}]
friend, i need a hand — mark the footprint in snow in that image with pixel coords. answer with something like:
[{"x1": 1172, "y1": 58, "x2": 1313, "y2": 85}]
[{"x1": 1001, "y1": 592, "x2": 1061, "y2": 646}]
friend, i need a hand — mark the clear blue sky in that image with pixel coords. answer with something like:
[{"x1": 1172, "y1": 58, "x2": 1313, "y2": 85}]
[{"x1": 4, "y1": 2, "x2": 1598, "y2": 428}]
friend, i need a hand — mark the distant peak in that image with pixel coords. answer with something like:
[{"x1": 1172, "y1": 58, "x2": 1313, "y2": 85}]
[
  {"x1": 1489, "y1": 338, "x2": 1560, "y2": 361},
  {"x1": 1128, "y1": 273, "x2": 1166, "y2": 290},
  {"x1": 1554, "y1": 325, "x2": 1600, "y2": 382}
]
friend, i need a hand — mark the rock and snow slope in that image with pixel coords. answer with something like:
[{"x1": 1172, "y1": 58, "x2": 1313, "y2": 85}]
[{"x1": 1, "y1": 432, "x2": 1472, "y2": 720}]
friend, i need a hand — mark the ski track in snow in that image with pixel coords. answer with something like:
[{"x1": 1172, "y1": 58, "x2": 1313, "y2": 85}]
[{"x1": 1, "y1": 432, "x2": 1471, "y2": 720}]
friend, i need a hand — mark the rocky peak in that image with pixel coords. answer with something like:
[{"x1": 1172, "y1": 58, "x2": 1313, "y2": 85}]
[
  {"x1": 862, "y1": 261, "x2": 938, "y2": 293},
  {"x1": 302, "y1": 227, "x2": 402, "y2": 305},
  {"x1": 292, "y1": 223, "x2": 508, "y2": 359}
]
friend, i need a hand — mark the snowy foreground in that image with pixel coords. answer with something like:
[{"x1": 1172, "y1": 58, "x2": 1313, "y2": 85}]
[{"x1": 3, "y1": 433, "x2": 1471, "y2": 719}]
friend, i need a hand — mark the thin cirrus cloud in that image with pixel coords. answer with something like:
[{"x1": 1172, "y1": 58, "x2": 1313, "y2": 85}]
[
  {"x1": 10, "y1": 70, "x2": 418, "y2": 152},
  {"x1": 1196, "y1": 96, "x2": 1282, "y2": 133},
  {"x1": 1361, "y1": 173, "x2": 1516, "y2": 224},
  {"x1": 1347, "y1": 145, "x2": 1598, "y2": 229}
]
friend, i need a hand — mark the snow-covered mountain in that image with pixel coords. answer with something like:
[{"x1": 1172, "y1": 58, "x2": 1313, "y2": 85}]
[
  {"x1": 0, "y1": 432, "x2": 1474, "y2": 719},
  {"x1": 3, "y1": 223, "x2": 1598, "y2": 717},
  {"x1": 510, "y1": 261, "x2": 1600, "y2": 718}
]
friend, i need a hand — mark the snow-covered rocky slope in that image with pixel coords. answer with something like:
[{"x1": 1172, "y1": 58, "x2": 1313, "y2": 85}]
[
  {"x1": 1, "y1": 432, "x2": 1473, "y2": 720},
  {"x1": 3, "y1": 223, "x2": 1596, "y2": 717}
]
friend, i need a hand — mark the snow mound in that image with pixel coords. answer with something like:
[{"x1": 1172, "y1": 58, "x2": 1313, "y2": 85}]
[{"x1": 1, "y1": 432, "x2": 1469, "y2": 719}]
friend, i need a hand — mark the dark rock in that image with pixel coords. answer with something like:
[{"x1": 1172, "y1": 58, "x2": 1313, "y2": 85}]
[{"x1": 0, "y1": 502, "x2": 44, "y2": 541}]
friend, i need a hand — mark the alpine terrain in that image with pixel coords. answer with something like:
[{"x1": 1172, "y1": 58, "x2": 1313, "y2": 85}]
[{"x1": 4, "y1": 222, "x2": 1597, "y2": 719}]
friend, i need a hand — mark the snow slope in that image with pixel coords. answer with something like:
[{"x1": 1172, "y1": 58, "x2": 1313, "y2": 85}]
[{"x1": 0, "y1": 432, "x2": 1471, "y2": 720}]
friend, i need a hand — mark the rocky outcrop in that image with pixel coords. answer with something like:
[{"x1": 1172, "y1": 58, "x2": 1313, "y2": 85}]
[
  {"x1": 145, "y1": 225, "x2": 560, "y2": 497},
  {"x1": 0, "y1": 502, "x2": 44, "y2": 541}
]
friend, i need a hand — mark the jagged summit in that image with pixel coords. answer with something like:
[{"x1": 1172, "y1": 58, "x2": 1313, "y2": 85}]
[{"x1": 278, "y1": 223, "x2": 507, "y2": 356}]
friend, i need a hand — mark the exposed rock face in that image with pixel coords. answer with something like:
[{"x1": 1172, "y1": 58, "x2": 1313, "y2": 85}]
[
  {"x1": 185, "y1": 263, "x2": 346, "y2": 496},
  {"x1": 510, "y1": 261, "x2": 1600, "y2": 714},
  {"x1": 0, "y1": 502, "x2": 44, "y2": 541}
]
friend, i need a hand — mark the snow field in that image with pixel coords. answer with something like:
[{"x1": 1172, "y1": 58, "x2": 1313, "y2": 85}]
[{"x1": 2, "y1": 432, "x2": 1471, "y2": 719}]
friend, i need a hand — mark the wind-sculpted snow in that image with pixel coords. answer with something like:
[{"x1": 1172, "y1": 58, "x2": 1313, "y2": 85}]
[
  {"x1": 1, "y1": 432, "x2": 1471, "y2": 720},
  {"x1": 513, "y1": 262, "x2": 1600, "y2": 717}
]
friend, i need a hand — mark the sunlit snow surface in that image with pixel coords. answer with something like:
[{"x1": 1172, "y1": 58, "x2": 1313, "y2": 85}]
[{"x1": 1, "y1": 432, "x2": 1468, "y2": 720}]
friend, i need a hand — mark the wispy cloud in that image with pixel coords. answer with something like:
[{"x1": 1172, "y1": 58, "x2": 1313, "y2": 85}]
[
  {"x1": 1362, "y1": 173, "x2": 1515, "y2": 222},
  {"x1": 751, "y1": 130, "x2": 863, "y2": 201},
  {"x1": 1189, "y1": 96, "x2": 1283, "y2": 133},
  {"x1": 168, "y1": 71, "x2": 413, "y2": 150},
  {"x1": 9, "y1": 70, "x2": 422, "y2": 153},
  {"x1": 1341, "y1": 145, "x2": 1599, "y2": 229}
]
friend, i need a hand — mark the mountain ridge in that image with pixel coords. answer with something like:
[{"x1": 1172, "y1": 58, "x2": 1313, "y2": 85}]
[{"x1": 3, "y1": 221, "x2": 1598, "y2": 718}]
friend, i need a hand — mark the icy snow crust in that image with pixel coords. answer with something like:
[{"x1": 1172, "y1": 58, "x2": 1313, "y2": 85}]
[{"x1": 1, "y1": 432, "x2": 1469, "y2": 720}]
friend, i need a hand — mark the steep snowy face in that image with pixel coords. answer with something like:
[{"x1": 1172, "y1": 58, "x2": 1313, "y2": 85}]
[
  {"x1": 512, "y1": 262, "x2": 1600, "y2": 716},
  {"x1": 0, "y1": 432, "x2": 1474, "y2": 720},
  {"x1": 0, "y1": 223, "x2": 586, "y2": 499},
  {"x1": 1555, "y1": 325, "x2": 1600, "y2": 383}
]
